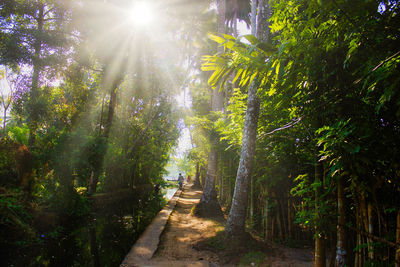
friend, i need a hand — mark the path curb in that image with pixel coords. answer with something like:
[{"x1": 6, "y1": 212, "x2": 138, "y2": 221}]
[{"x1": 120, "y1": 188, "x2": 182, "y2": 266}]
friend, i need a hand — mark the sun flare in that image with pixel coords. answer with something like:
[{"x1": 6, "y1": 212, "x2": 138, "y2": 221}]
[{"x1": 129, "y1": 2, "x2": 154, "y2": 26}]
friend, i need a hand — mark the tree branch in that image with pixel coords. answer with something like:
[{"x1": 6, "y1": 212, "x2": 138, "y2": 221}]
[
  {"x1": 353, "y1": 50, "x2": 400, "y2": 85},
  {"x1": 258, "y1": 117, "x2": 302, "y2": 138}
]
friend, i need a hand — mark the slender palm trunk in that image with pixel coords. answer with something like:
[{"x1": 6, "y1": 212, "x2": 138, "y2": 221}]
[
  {"x1": 250, "y1": 170, "x2": 255, "y2": 228},
  {"x1": 287, "y1": 190, "x2": 292, "y2": 239},
  {"x1": 395, "y1": 209, "x2": 400, "y2": 267},
  {"x1": 225, "y1": 0, "x2": 270, "y2": 238},
  {"x1": 225, "y1": 74, "x2": 260, "y2": 236},
  {"x1": 336, "y1": 175, "x2": 347, "y2": 266},
  {"x1": 196, "y1": 0, "x2": 225, "y2": 217},
  {"x1": 367, "y1": 202, "x2": 374, "y2": 260},
  {"x1": 193, "y1": 162, "x2": 202, "y2": 189},
  {"x1": 314, "y1": 161, "x2": 326, "y2": 267},
  {"x1": 265, "y1": 188, "x2": 272, "y2": 240}
]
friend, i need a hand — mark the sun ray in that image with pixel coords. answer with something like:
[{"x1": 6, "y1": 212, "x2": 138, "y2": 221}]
[{"x1": 128, "y1": 2, "x2": 154, "y2": 26}]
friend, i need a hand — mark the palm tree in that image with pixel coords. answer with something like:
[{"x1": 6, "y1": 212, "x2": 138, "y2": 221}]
[
  {"x1": 195, "y1": 0, "x2": 251, "y2": 217},
  {"x1": 225, "y1": 0, "x2": 271, "y2": 238}
]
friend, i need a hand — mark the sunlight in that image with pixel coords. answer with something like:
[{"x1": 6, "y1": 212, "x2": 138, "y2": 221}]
[{"x1": 129, "y1": 2, "x2": 154, "y2": 26}]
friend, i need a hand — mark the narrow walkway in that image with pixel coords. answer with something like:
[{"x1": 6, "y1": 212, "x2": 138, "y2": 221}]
[
  {"x1": 121, "y1": 185, "x2": 222, "y2": 267},
  {"x1": 121, "y1": 185, "x2": 314, "y2": 267},
  {"x1": 121, "y1": 187, "x2": 182, "y2": 266}
]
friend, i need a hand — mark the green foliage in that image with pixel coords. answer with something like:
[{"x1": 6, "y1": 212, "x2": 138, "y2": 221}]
[
  {"x1": 205, "y1": 230, "x2": 227, "y2": 251},
  {"x1": 0, "y1": 138, "x2": 19, "y2": 187},
  {"x1": 0, "y1": 193, "x2": 35, "y2": 247},
  {"x1": 239, "y1": 251, "x2": 266, "y2": 267},
  {"x1": 200, "y1": 1, "x2": 399, "y2": 263},
  {"x1": 47, "y1": 187, "x2": 89, "y2": 218},
  {"x1": 8, "y1": 124, "x2": 29, "y2": 145},
  {"x1": 176, "y1": 154, "x2": 191, "y2": 175},
  {"x1": 202, "y1": 33, "x2": 278, "y2": 92}
]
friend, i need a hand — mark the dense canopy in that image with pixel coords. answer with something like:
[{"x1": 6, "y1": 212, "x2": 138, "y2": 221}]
[{"x1": 1, "y1": 0, "x2": 399, "y2": 266}]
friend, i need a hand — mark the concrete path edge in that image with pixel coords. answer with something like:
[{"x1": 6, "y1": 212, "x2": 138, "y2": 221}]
[{"x1": 120, "y1": 188, "x2": 182, "y2": 266}]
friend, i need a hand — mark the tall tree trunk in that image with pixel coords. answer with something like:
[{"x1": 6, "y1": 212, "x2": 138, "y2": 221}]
[
  {"x1": 367, "y1": 202, "x2": 374, "y2": 260},
  {"x1": 354, "y1": 196, "x2": 362, "y2": 267},
  {"x1": 250, "y1": 170, "x2": 255, "y2": 228},
  {"x1": 103, "y1": 77, "x2": 123, "y2": 138},
  {"x1": 265, "y1": 188, "x2": 272, "y2": 240},
  {"x1": 276, "y1": 200, "x2": 284, "y2": 241},
  {"x1": 219, "y1": 165, "x2": 224, "y2": 204},
  {"x1": 287, "y1": 190, "x2": 292, "y2": 240},
  {"x1": 89, "y1": 71, "x2": 123, "y2": 194},
  {"x1": 99, "y1": 93, "x2": 106, "y2": 134},
  {"x1": 360, "y1": 193, "x2": 369, "y2": 264},
  {"x1": 395, "y1": 209, "x2": 400, "y2": 267},
  {"x1": 28, "y1": 3, "x2": 44, "y2": 145},
  {"x1": 195, "y1": 0, "x2": 225, "y2": 217},
  {"x1": 314, "y1": 161, "x2": 326, "y2": 267},
  {"x1": 225, "y1": 77, "x2": 260, "y2": 235},
  {"x1": 89, "y1": 225, "x2": 100, "y2": 267},
  {"x1": 227, "y1": 157, "x2": 233, "y2": 206},
  {"x1": 336, "y1": 175, "x2": 347, "y2": 267},
  {"x1": 200, "y1": 165, "x2": 206, "y2": 188},
  {"x1": 193, "y1": 162, "x2": 202, "y2": 189},
  {"x1": 196, "y1": 145, "x2": 223, "y2": 216},
  {"x1": 279, "y1": 192, "x2": 288, "y2": 239},
  {"x1": 225, "y1": 0, "x2": 270, "y2": 238},
  {"x1": 3, "y1": 107, "x2": 7, "y2": 134}
]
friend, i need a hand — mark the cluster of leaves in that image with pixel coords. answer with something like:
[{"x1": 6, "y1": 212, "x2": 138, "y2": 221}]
[
  {"x1": 200, "y1": 0, "x2": 400, "y2": 260},
  {"x1": 0, "y1": 0, "x2": 184, "y2": 257}
]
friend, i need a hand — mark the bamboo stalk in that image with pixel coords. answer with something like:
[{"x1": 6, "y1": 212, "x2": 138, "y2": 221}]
[
  {"x1": 368, "y1": 202, "x2": 374, "y2": 260},
  {"x1": 336, "y1": 176, "x2": 347, "y2": 267},
  {"x1": 396, "y1": 209, "x2": 400, "y2": 267}
]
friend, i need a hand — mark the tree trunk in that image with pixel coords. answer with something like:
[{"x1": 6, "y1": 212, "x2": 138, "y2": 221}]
[
  {"x1": 354, "y1": 196, "x2": 362, "y2": 267},
  {"x1": 279, "y1": 192, "x2": 288, "y2": 239},
  {"x1": 367, "y1": 202, "x2": 374, "y2": 260},
  {"x1": 276, "y1": 201, "x2": 284, "y2": 241},
  {"x1": 250, "y1": 170, "x2": 255, "y2": 228},
  {"x1": 227, "y1": 157, "x2": 233, "y2": 206},
  {"x1": 314, "y1": 161, "x2": 326, "y2": 267},
  {"x1": 195, "y1": 145, "x2": 223, "y2": 217},
  {"x1": 200, "y1": 165, "x2": 206, "y2": 186},
  {"x1": 193, "y1": 162, "x2": 202, "y2": 189},
  {"x1": 271, "y1": 215, "x2": 275, "y2": 239},
  {"x1": 195, "y1": 0, "x2": 225, "y2": 217},
  {"x1": 265, "y1": 188, "x2": 272, "y2": 240},
  {"x1": 395, "y1": 209, "x2": 400, "y2": 267},
  {"x1": 287, "y1": 190, "x2": 292, "y2": 240},
  {"x1": 360, "y1": 193, "x2": 369, "y2": 263},
  {"x1": 3, "y1": 107, "x2": 7, "y2": 134},
  {"x1": 103, "y1": 77, "x2": 123, "y2": 138},
  {"x1": 225, "y1": 76, "x2": 260, "y2": 236},
  {"x1": 99, "y1": 93, "x2": 106, "y2": 134},
  {"x1": 28, "y1": 3, "x2": 44, "y2": 145},
  {"x1": 89, "y1": 225, "x2": 100, "y2": 267},
  {"x1": 89, "y1": 71, "x2": 123, "y2": 194},
  {"x1": 225, "y1": 0, "x2": 270, "y2": 239},
  {"x1": 336, "y1": 176, "x2": 347, "y2": 267}
]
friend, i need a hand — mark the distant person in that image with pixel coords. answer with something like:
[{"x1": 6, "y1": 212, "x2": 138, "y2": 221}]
[
  {"x1": 178, "y1": 173, "x2": 184, "y2": 190},
  {"x1": 187, "y1": 175, "x2": 191, "y2": 183}
]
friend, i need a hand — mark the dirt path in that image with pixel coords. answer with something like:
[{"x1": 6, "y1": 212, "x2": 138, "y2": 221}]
[
  {"x1": 149, "y1": 185, "x2": 222, "y2": 266},
  {"x1": 128, "y1": 184, "x2": 314, "y2": 266}
]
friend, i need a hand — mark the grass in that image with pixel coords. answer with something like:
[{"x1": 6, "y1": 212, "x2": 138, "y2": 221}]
[{"x1": 239, "y1": 251, "x2": 267, "y2": 267}]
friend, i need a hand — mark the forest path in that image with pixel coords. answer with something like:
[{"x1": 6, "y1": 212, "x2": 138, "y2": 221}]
[
  {"x1": 123, "y1": 184, "x2": 313, "y2": 266},
  {"x1": 148, "y1": 184, "x2": 221, "y2": 266}
]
